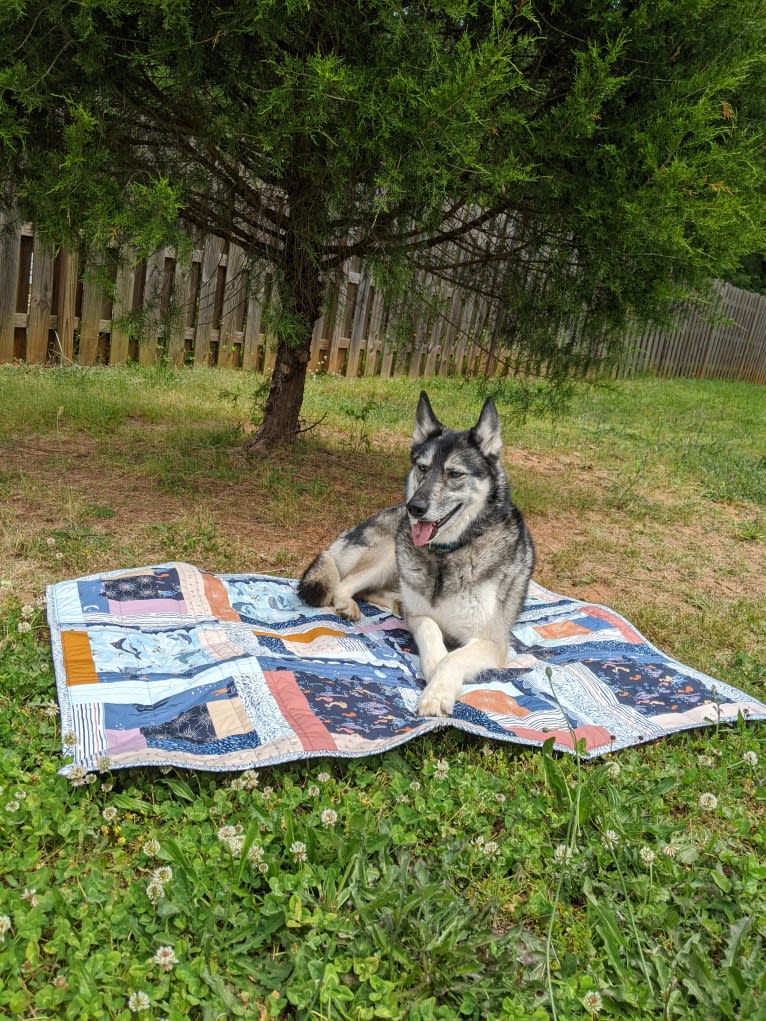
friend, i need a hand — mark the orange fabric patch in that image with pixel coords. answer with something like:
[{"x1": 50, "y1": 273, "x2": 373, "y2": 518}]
[
  {"x1": 461, "y1": 689, "x2": 528, "y2": 718},
  {"x1": 61, "y1": 631, "x2": 98, "y2": 686},
  {"x1": 252, "y1": 626, "x2": 346, "y2": 644},
  {"x1": 202, "y1": 574, "x2": 240, "y2": 622},
  {"x1": 536, "y1": 621, "x2": 591, "y2": 640}
]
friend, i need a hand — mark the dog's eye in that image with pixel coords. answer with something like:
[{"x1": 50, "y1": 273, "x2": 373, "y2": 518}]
[
  {"x1": 446, "y1": 470, "x2": 464, "y2": 480},
  {"x1": 415, "y1": 463, "x2": 428, "y2": 476}
]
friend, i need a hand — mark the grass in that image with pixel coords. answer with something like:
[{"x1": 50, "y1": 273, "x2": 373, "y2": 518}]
[{"x1": 0, "y1": 364, "x2": 765, "y2": 1019}]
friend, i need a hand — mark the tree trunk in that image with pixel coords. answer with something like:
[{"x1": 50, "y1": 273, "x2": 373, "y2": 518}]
[
  {"x1": 244, "y1": 333, "x2": 313, "y2": 453},
  {"x1": 244, "y1": 227, "x2": 325, "y2": 453}
]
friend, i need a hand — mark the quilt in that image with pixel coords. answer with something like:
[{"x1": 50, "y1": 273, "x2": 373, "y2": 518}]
[{"x1": 46, "y1": 562, "x2": 766, "y2": 773}]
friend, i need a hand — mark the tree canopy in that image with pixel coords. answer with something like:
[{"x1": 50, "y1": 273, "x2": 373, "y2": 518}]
[{"x1": 2, "y1": 0, "x2": 765, "y2": 446}]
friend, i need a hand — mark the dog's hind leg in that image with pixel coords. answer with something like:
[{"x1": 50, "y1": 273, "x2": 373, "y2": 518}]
[
  {"x1": 298, "y1": 550, "x2": 397, "y2": 622},
  {"x1": 330, "y1": 554, "x2": 398, "y2": 622},
  {"x1": 298, "y1": 552, "x2": 341, "y2": 608}
]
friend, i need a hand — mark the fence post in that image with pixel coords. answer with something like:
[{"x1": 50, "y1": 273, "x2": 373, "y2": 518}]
[
  {"x1": 0, "y1": 207, "x2": 20, "y2": 362},
  {"x1": 25, "y1": 236, "x2": 55, "y2": 363},
  {"x1": 110, "y1": 246, "x2": 136, "y2": 365}
]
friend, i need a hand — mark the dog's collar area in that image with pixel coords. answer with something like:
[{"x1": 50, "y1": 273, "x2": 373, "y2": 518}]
[{"x1": 428, "y1": 539, "x2": 463, "y2": 553}]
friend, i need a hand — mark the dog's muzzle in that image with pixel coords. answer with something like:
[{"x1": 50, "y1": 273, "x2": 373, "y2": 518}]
[{"x1": 407, "y1": 500, "x2": 461, "y2": 547}]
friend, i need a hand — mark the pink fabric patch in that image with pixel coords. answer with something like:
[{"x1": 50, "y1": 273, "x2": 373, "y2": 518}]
[
  {"x1": 107, "y1": 599, "x2": 188, "y2": 617},
  {"x1": 106, "y1": 728, "x2": 148, "y2": 754}
]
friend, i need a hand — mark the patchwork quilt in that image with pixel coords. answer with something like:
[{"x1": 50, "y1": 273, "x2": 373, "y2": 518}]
[{"x1": 46, "y1": 562, "x2": 766, "y2": 773}]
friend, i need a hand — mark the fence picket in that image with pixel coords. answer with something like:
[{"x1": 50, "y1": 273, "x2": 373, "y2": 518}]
[
  {"x1": 25, "y1": 236, "x2": 54, "y2": 364},
  {"x1": 0, "y1": 208, "x2": 20, "y2": 362}
]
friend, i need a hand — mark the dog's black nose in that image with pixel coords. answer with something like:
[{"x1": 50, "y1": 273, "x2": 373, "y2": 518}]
[{"x1": 407, "y1": 498, "x2": 428, "y2": 519}]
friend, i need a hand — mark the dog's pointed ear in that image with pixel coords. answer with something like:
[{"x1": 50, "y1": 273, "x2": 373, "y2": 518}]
[
  {"x1": 412, "y1": 391, "x2": 443, "y2": 444},
  {"x1": 471, "y1": 396, "x2": 503, "y2": 458}
]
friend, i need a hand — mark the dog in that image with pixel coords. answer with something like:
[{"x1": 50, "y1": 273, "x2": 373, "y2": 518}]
[{"x1": 298, "y1": 391, "x2": 535, "y2": 717}]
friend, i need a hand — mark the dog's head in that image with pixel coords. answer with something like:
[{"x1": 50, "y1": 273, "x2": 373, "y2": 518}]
[{"x1": 405, "y1": 391, "x2": 507, "y2": 549}]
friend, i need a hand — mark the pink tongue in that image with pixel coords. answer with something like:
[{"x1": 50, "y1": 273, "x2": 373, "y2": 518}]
[{"x1": 411, "y1": 521, "x2": 438, "y2": 547}]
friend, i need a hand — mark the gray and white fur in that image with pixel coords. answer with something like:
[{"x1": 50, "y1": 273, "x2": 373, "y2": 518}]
[{"x1": 298, "y1": 391, "x2": 535, "y2": 717}]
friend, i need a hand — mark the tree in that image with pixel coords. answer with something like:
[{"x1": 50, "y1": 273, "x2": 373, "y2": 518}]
[{"x1": 2, "y1": 1, "x2": 765, "y2": 448}]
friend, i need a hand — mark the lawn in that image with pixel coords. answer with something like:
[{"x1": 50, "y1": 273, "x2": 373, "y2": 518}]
[{"x1": 0, "y1": 364, "x2": 764, "y2": 1020}]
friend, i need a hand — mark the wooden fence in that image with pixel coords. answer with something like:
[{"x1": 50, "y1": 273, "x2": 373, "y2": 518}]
[{"x1": 2, "y1": 215, "x2": 766, "y2": 383}]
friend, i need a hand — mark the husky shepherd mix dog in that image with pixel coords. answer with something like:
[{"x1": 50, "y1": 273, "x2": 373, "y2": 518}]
[{"x1": 298, "y1": 392, "x2": 535, "y2": 717}]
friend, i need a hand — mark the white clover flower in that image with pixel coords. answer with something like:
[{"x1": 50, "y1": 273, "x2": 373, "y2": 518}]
[
  {"x1": 152, "y1": 946, "x2": 179, "y2": 972},
  {"x1": 698, "y1": 792, "x2": 718, "y2": 811},
  {"x1": 601, "y1": 829, "x2": 620, "y2": 850},
  {"x1": 101, "y1": 806, "x2": 118, "y2": 822},
  {"x1": 20, "y1": 605, "x2": 35, "y2": 619},
  {"x1": 128, "y1": 991, "x2": 151, "y2": 1013},
  {"x1": 142, "y1": 839, "x2": 161, "y2": 857},
  {"x1": 21, "y1": 888, "x2": 38, "y2": 907},
  {"x1": 262, "y1": 786, "x2": 274, "y2": 799},
  {"x1": 481, "y1": 840, "x2": 500, "y2": 858},
  {"x1": 226, "y1": 835, "x2": 245, "y2": 855},
  {"x1": 433, "y1": 758, "x2": 450, "y2": 779},
  {"x1": 17, "y1": 621, "x2": 32, "y2": 634},
  {"x1": 97, "y1": 756, "x2": 112, "y2": 773},
  {"x1": 410, "y1": 781, "x2": 421, "y2": 792},
  {"x1": 307, "y1": 784, "x2": 320, "y2": 798},
  {"x1": 320, "y1": 808, "x2": 338, "y2": 828},
  {"x1": 152, "y1": 866, "x2": 173, "y2": 884},
  {"x1": 661, "y1": 843, "x2": 677, "y2": 858},
  {"x1": 495, "y1": 793, "x2": 506, "y2": 803},
  {"x1": 290, "y1": 841, "x2": 307, "y2": 863},
  {"x1": 639, "y1": 846, "x2": 656, "y2": 866},
  {"x1": 743, "y1": 751, "x2": 758, "y2": 766},
  {"x1": 5, "y1": 800, "x2": 20, "y2": 812},
  {"x1": 317, "y1": 772, "x2": 331, "y2": 783},
  {"x1": 217, "y1": 825, "x2": 238, "y2": 842},
  {"x1": 46, "y1": 537, "x2": 56, "y2": 547},
  {"x1": 697, "y1": 754, "x2": 715, "y2": 768},
  {"x1": 606, "y1": 760, "x2": 621, "y2": 778},
  {"x1": 85, "y1": 773, "x2": 97, "y2": 785},
  {"x1": 554, "y1": 844, "x2": 574, "y2": 863},
  {"x1": 0, "y1": 915, "x2": 11, "y2": 940},
  {"x1": 247, "y1": 844, "x2": 265, "y2": 864},
  {"x1": 146, "y1": 881, "x2": 165, "y2": 903},
  {"x1": 41, "y1": 701, "x2": 58, "y2": 718},
  {"x1": 583, "y1": 990, "x2": 603, "y2": 1014},
  {"x1": 257, "y1": 861, "x2": 269, "y2": 874},
  {"x1": 62, "y1": 732, "x2": 78, "y2": 748},
  {"x1": 14, "y1": 790, "x2": 27, "y2": 801},
  {"x1": 67, "y1": 766, "x2": 87, "y2": 787}
]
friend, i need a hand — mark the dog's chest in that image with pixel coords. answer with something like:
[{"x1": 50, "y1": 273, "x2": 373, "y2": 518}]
[{"x1": 400, "y1": 554, "x2": 500, "y2": 641}]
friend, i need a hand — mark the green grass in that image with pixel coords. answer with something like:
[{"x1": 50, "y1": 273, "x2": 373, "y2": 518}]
[{"x1": 1, "y1": 366, "x2": 765, "y2": 1019}]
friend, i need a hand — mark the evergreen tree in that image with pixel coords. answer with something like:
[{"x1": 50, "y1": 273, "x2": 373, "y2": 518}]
[{"x1": 2, "y1": 1, "x2": 764, "y2": 447}]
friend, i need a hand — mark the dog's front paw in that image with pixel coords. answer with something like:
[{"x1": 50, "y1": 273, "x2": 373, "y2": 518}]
[
  {"x1": 418, "y1": 677, "x2": 460, "y2": 717},
  {"x1": 334, "y1": 598, "x2": 361, "y2": 622}
]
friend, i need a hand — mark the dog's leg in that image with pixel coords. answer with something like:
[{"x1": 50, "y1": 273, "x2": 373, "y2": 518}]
[
  {"x1": 329, "y1": 558, "x2": 398, "y2": 622},
  {"x1": 407, "y1": 615, "x2": 449, "y2": 681},
  {"x1": 418, "y1": 638, "x2": 505, "y2": 717}
]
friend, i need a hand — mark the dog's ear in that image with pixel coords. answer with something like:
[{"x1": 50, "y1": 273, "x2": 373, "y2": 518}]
[
  {"x1": 412, "y1": 391, "x2": 443, "y2": 444},
  {"x1": 471, "y1": 396, "x2": 503, "y2": 458}
]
